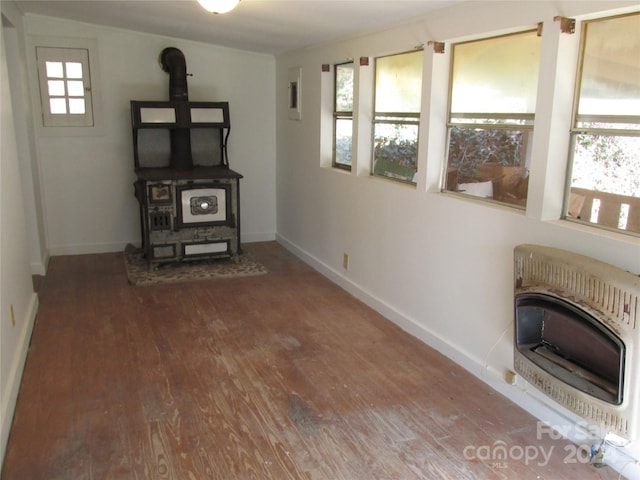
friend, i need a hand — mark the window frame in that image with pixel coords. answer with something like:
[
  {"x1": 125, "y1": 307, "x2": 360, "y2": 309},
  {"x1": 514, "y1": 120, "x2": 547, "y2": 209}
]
[
  {"x1": 333, "y1": 60, "x2": 354, "y2": 171},
  {"x1": 443, "y1": 29, "x2": 541, "y2": 208},
  {"x1": 371, "y1": 49, "x2": 423, "y2": 185},
  {"x1": 563, "y1": 12, "x2": 640, "y2": 236}
]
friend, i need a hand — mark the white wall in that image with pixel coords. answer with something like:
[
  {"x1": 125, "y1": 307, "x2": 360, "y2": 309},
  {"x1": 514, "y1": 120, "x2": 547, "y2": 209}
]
[
  {"x1": 275, "y1": 0, "x2": 640, "y2": 472},
  {"x1": 0, "y1": 17, "x2": 39, "y2": 463},
  {"x1": 1, "y1": 3, "x2": 47, "y2": 275},
  {"x1": 23, "y1": 14, "x2": 277, "y2": 255}
]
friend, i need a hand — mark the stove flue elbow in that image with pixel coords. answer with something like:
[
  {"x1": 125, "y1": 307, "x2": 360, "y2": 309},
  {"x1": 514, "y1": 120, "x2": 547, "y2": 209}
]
[{"x1": 160, "y1": 47, "x2": 189, "y2": 101}]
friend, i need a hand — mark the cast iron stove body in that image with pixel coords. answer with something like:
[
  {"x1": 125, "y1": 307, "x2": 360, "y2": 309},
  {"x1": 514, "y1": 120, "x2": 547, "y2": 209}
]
[{"x1": 131, "y1": 48, "x2": 242, "y2": 268}]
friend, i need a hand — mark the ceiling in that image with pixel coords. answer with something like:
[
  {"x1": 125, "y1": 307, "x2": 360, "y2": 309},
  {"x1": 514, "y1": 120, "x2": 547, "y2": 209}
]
[{"x1": 14, "y1": 0, "x2": 461, "y2": 55}]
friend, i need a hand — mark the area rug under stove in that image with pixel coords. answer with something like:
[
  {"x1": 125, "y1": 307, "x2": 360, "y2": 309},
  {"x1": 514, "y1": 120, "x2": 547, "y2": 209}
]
[{"x1": 124, "y1": 244, "x2": 267, "y2": 286}]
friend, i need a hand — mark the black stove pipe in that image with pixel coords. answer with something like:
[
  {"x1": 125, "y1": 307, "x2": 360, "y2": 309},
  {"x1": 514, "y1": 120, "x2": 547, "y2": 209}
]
[
  {"x1": 160, "y1": 47, "x2": 189, "y2": 101},
  {"x1": 160, "y1": 47, "x2": 191, "y2": 169}
]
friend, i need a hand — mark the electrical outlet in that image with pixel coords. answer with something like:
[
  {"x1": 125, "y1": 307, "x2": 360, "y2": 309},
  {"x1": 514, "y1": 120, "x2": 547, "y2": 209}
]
[
  {"x1": 591, "y1": 445, "x2": 606, "y2": 467},
  {"x1": 10, "y1": 304, "x2": 16, "y2": 328},
  {"x1": 343, "y1": 253, "x2": 349, "y2": 270}
]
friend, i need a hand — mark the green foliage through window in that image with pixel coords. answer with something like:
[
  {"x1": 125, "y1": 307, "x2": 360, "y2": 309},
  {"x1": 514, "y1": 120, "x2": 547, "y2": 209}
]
[
  {"x1": 373, "y1": 122, "x2": 419, "y2": 182},
  {"x1": 447, "y1": 127, "x2": 525, "y2": 179}
]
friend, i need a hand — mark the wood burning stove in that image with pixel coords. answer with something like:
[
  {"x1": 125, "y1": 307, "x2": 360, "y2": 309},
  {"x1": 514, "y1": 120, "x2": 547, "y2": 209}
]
[
  {"x1": 514, "y1": 244, "x2": 640, "y2": 440},
  {"x1": 131, "y1": 48, "x2": 242, "y2": 268}
]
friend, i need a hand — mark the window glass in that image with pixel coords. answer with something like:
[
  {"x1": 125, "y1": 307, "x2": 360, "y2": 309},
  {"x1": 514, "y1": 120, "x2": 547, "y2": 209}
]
[
  {"x1": 375, "y1": 52, "x2": 422, "y2": 113},
  {"x1": 335, "y1": 63, "x2": 353, "y2": 111},
  {"x1": 50, "y1": 98, "x2": 67, "y2": 114},
  {"x1": 68, "y1": 98, "x2": 86, "y2": 114},
  {"x1": 577, "y1": 14, "x2": 640, "y2": 117},
  {"x1": 67, "y1": 80, "x2": 85, "y2": 97},
  {"x1": 566, "y1": 13, "x2": 640, "y2": 235},
  {"x1": 444, "y1": 30, "x2": 541, "y2": 208},
  {"x1": 45, "y1": 61, "x2": 63, "y2": 78},
  {"x1": 334, "y1": 117, "x2": 353, "y2": 168},
  {"x1": 451, "y1": 32, "x2": 540, "y2": 115},
  {"x1": 333, "y1": 62, "x2": 354, "y2": 169},
  {"x1": 65, "y1": 62, "x2": 83, "y2": 79},
  {"x1": 373, "y1": 50, "x2": 423, "y2": 183},
  {"x1": 48, "y1": 80, "x2": 65, "y2": 96}
]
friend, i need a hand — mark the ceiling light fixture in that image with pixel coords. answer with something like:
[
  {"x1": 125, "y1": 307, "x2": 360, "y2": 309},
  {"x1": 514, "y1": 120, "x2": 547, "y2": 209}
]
[{"x1": 197, "y1": 0, "x2": 240, "y2": 14}]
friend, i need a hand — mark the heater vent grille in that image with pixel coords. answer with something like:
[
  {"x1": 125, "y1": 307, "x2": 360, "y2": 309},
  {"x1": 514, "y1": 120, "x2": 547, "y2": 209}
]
[
  {"x1": 515, "y1": 355, "x2": 630, "y2": 436},
  {"x1": 515, "y1": 248, "x2": 638, "y2": 330}
]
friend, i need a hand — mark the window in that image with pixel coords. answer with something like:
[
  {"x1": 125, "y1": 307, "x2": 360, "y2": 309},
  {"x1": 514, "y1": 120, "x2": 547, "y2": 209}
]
[
  {"x1": 565, "y1": 12, "x2": 640, "y2": 235},
  {"x1": 444, "y1": 30, "x2": 541, "y2": 208},
  {"x1": 333, "y1": 61, "x2": 354, "y2": 169},
  {"x1": 372, "y1": 50, "x2": 423, "y2": 183},
  {"x1": 36, "y1": 46, "x2": 93, "y2": 127}
]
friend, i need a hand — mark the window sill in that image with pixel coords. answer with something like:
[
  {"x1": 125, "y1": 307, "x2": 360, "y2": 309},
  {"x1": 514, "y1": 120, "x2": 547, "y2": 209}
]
[{"x1": 441, "y1": 189, "x2": 526, "y2": 213}]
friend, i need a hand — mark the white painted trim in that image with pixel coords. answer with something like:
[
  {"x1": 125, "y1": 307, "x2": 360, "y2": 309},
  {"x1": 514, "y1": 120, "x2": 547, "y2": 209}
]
[
  {"x1": 242, "y1": 232, "x2": 277, "y2": 243},
  {"x1": 48, "y1": 241, "x2": 132, "y2": 256},
  {"x1": 0, "y1": 293, "x2": 38, "y2": 463},
  {"x1": 30, "y1": 249, "x2": 50, "y2": 276}
]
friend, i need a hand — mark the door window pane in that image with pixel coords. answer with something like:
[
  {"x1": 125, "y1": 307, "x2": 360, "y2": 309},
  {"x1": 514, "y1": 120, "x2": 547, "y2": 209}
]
[
  {"x1": 68, "y1": 98, "x2": 86, "y2": 114},
  {"x1": 65, "y1": 62, "x2": 83, "y2": 79},
  {"x1": 67, "y1": 80, "x2": 85, "y2": 97},
  {"x1": 47, "y1": 80, "x2": 65, "y2": 96},
  {"x1": 50, "y1": 98, "x2": 67, "y2": 114},
  {"x1": 45, "y1": 61, "x2": 64, "y2": 78}
]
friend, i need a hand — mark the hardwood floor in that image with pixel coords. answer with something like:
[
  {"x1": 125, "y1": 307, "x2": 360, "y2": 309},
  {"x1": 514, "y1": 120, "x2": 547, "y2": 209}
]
[{"x1": 2, "y1": 242, "x2": 619, "y2": 479}]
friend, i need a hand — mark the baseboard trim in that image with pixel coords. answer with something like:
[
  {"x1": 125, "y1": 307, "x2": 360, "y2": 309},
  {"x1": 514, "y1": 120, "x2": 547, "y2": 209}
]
[
  {"x1": 48, "y1": 241, "x2": 131, "y2": 256},
  {"x1": 242, "y1": 232, "x2": 277, "y2": 243},
  {"x1": 30, "y1": 249, "x2": 50, "y2": 276},
  {"x1": 1, "y1": 292, "x2": 38, "y2": 464}
]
